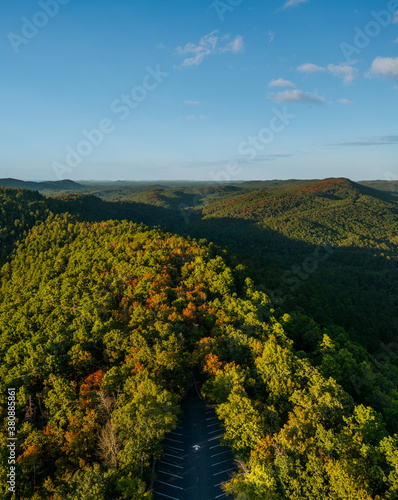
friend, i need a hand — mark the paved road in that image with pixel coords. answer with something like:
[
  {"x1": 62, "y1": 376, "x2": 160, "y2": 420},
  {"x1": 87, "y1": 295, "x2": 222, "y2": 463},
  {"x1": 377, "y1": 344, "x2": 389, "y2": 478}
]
[{"x1": 153, "y1": 386, "x2": 236, "y2": 500}]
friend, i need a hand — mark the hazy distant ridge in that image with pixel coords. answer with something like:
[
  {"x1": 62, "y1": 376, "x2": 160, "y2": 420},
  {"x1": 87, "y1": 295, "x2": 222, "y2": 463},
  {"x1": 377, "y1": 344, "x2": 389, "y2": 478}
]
[{"x1": 0, "y1": 178, "x2": 83, "y2": 191}]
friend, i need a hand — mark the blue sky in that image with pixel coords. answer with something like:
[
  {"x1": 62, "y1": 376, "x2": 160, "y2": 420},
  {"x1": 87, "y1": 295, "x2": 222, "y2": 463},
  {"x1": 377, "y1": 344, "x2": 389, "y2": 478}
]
[{"x1": 1, "y1": 0, "x2": 398, "y2": 181}]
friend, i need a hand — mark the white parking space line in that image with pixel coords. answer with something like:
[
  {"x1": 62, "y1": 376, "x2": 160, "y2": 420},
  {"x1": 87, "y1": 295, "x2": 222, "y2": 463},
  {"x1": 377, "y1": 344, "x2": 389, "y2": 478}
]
[
  {"x1": 212, "y1": 458, "x2": 233, "y2": 467},
  {"x1": 209, "y1": 429, "x2": 222, "y2": 434},
  {"x1": 214, "y1": 480, "x2": 227, "y2": 487},
  {"x1": 206, "y1": 416, "x2": 218, "y2": 421},
  {"x1": 160, "y1": 461, "x2": 183, "y2": 469},
  {"x1": 163, "y1": 445, "x2": 184, "y2": 452},
  {"x1": 208, "y1": 435, "x2": 223, "y2": 441},
  {"x1": 164, "y1": 452, "x2": 183, "y2": 460},
  {"x1": 215, "y1": 494, "x2": 227, "y2": 498},
  {"x1": 164, "y1": 437, "x2": 184, "y2": 443},
  {"x1": 210, "y1": 443, "x2": 221, "y2": 449},
  {"x1": 207, "y1": 423, "x2": 219, "y2": 428},
  {"x1": 158, "y1": 470, "x2": 183, "y2": 479},
  {"x1": 155, "y1": 480, "x2": 183, "y2": 490},
  {"x1": 213, "y1": 467, "x2": 237, "y2": 476},
  {"x1": 170, "y1": 432, "x2": 183, "y2": 436},
  {"x1": 153, "y1": 491, "x2": 181, "y2": 500},
  {"x1": 211, "y1": 450, "x2": 231, "y2": 458}
]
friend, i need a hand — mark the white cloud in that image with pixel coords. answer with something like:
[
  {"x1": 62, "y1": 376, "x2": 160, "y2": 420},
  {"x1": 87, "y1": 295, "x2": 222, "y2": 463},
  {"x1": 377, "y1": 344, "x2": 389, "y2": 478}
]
[
  {"x1": 176, "y1": 31, "x2": 244, "y2": 68},
  {"x1": 283, "y1": 0, "x2": 309, "y2": 9},
  {"x1": 176, "y1": 31, "x2": 218, "y2": 68},
  {"x1": 176, "y1": 31, "x2": 217, "y2": 56},
  {"x1": 393, "y1": 12, "x2": 398, "y2": 23},
  {"x1": 242, "y1": 153, "x2": 295, "y2": 163},
  {"x1": 268, "y1": 31, "x2": 275, "y2": 43},
  {"x1": 393, "y1": 38, "x2": 398, "y2": 44},
  {"x1": 339, "y1": 99, "x2": 354, "y2": 106},
  {"x1": 298, "y1": 61, "x2": 359, "y2": 85},
  {"x1": 297, "y1": 63, "x2": 326, "y2": 73},
  {"x1": 327, "y1": 63, "x2": 359, "y2": 85},
  {"x1": 270, "y1": 89, "x2": 324, "y2": 104},
  {"x1": 268, "y1": 78, "x2": 295, "y2": 88},
  {"x1": 219, "y1": 34, "x2": 245, "y2": 54},
  {"x1": 368, "y1": 57, "x2": 398, "y2": 80},
  {"x1": 334, "y1": 135, "x2": 398, "y2": 146},
  {"x1": 184, "y1": 100, "x2": 200, "y2": 106}
]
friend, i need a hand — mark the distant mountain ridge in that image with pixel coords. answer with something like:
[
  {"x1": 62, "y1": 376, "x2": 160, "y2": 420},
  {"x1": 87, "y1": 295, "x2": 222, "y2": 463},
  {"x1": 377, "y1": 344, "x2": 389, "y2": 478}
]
[
  {"x1": 0, "y1": 178, "x2": 83, "y2": 190},
  {"x1": 1, "y1": 177, "x2": 398, "y2": 194}
]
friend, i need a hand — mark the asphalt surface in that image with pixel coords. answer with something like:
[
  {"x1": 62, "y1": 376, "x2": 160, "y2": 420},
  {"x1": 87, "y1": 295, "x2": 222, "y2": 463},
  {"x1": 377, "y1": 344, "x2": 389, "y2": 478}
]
[{"x1": 153, "y1": 385, "x2": 237, "y2": 500}]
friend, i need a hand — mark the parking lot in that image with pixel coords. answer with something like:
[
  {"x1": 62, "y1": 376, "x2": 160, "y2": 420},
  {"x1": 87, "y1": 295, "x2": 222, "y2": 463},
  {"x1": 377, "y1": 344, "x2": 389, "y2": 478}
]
[{"x1": 153, "y1": 387, "x2": 237, "y2": 500}]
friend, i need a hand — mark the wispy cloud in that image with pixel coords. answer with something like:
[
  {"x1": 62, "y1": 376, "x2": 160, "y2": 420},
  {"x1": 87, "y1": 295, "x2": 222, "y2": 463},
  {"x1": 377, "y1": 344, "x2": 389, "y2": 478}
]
[
  {"x1": 176, "y1": 31, "x2": 218, "y2": 68},
  {"x1": 270, "y1": 89, "x2": 324, "y2": 104},
  {"x1": 268, "y1": 31, "x2": 275, "y2": 43},
  {"x1": 367, "y1": 57, "x2": 398, "y2": 80},
  {"x1": 219, "y1": 34, "x2": 245, "y2": 54},
  {"x1": 297, "y1": 63, "x2": 326, "y2": 73},
  {"x1": 327, "y1": 63, "x2": 359, "y2": 85},
  {"x1": 339, "y1": 99, "x2": 354, "y2": 106},
  {"x1": 334, "y1": 135, "x2": 398, "y2": 146},
  {"x1": 393, "y1": 38, "x2": 398, "y2": 44},
  {"x1": 393, "y1": 12, "x2": 398, "y2": 24},
  {"x1": 184, "y1": 100, "x2": 200, "y2": 106},
  {"x1": 246, "y1": 153, "x2": 295, "y2": 163},
  {"x1": 283, "y1": 0, "x2": 309, "y2": 9},
  {"x1": 298, "y1": 61, "x2": 359, "y2": 85},
  {"x1": 268, "y1": 78, "x2": 295, "y2": 88},
  {"x1": 176, "y1": 31, "x2": 244, "y2": 68}
]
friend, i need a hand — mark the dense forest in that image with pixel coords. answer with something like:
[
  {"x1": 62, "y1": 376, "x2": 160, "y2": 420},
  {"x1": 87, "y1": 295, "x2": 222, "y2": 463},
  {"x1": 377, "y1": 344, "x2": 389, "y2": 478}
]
[
  {"x1": 61, "y1": 177, "x2": 398, "y2": 352},
  {"x1": 1, "y1": 180, "x2": 398, "y2": 499}
]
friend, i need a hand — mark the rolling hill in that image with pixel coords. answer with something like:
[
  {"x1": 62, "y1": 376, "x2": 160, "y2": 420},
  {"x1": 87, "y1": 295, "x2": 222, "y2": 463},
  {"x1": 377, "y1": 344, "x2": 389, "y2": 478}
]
[
  {"x1": 1, "y1": 211, "x2": 398, "y2": 499},
  {"x1": 1, "y1": 180, "x2": 398, "y2": 498},
  {"x1": 0, "y1": 178, "x2": 84, "y2": 191}
]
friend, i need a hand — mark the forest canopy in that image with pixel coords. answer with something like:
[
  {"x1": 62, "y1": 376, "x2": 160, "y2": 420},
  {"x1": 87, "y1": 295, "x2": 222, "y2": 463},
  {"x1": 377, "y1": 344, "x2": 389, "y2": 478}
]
[{"x1": 0, "y1": 183, "x2": 398, "y2": 499}]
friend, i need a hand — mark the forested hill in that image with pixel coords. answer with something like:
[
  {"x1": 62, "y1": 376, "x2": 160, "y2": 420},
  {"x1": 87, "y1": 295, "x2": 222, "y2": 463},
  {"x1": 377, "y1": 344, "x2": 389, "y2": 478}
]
[
  {"x1": 2, "y1": 215, "x2": 398, "y2": 499},
  {"x1": 1, "y1": 180, "x2": 398, "y2": 352},
  {"x1": 179, "y1": 178, "x2": 398, "y2": 352},
  {"x1": 0, "y1": 187, "x2": 165, "y2": 265},
  {"x1": 200, "y1": 177, "x2": 398, "y2": 249},
  {"x1": 0, "y1": 178, "x2": 84, "y2": 191},
  {"x1": 1, "y1": 180, "x2": 398, "y2": 350},
  {"x1": 0, "y1": 188, "x2": 54, "y2": 263},
  {"x1": 1, "y1": 182, "x2": 398, "y2": 498}
]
